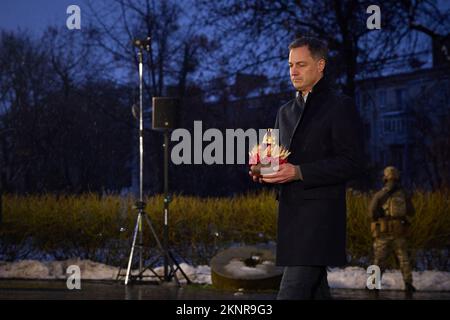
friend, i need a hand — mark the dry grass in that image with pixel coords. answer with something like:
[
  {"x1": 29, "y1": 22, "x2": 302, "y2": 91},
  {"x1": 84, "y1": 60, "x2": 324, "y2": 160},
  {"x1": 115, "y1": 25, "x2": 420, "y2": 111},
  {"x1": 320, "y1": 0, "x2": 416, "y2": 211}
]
[{"x1": 1, "y1": 190, "x2": 449, "y2": 267}]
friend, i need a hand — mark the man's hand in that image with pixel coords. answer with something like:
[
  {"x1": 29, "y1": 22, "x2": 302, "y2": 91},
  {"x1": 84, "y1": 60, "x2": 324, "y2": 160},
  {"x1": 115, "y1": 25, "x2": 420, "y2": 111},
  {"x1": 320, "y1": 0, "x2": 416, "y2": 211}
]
[
  {"x1": 249, "y1": 163, "x2": 300, "y2": 184},
  {"x1": 249, "y1": 166, "x2": 264, "y2": 183},
  {"x1": 261, "y1": 163, "x2": 299, "y2": 184}
]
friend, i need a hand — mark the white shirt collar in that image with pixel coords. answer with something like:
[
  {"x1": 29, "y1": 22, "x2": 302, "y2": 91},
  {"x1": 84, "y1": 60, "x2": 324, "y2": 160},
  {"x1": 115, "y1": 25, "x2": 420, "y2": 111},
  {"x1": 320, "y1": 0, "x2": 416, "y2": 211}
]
[{"x1": 303, "y1": 92, "x2": 309, "y2": 103}]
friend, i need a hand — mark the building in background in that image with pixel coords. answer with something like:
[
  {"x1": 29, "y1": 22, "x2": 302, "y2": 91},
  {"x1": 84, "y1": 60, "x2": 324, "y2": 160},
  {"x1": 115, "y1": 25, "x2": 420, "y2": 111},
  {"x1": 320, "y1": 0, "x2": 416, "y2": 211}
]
[{"x1": 356, "y1": 65, "x2": 450, "y2": 189}]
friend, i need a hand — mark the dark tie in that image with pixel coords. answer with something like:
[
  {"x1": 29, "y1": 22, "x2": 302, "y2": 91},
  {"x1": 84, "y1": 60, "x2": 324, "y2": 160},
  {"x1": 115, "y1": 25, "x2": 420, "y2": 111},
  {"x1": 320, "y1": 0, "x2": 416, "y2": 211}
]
[{"x1": 295, "y1": 91, "x2": 305, "y2": 122}]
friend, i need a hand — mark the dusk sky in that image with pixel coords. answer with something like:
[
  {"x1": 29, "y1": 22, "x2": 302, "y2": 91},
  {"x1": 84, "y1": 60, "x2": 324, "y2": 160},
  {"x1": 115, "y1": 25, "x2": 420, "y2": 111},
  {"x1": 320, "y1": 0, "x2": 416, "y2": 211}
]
[
  {"x1": 0, "y1": 0, "x2": 87, "y2": 34},
  {"x1": 0, "y1": 1, "x2": 447, "y2": 81},
  {"x1": 2, "y1": 0, "x2": 449, "y2": 35}
]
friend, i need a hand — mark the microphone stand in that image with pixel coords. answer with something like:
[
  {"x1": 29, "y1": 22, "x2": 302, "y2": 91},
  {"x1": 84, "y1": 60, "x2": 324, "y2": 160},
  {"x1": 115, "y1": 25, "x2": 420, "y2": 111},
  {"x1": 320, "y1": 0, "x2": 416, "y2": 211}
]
[{"x1": 117, "y1": 37, "x2": 180, "y2": 285}]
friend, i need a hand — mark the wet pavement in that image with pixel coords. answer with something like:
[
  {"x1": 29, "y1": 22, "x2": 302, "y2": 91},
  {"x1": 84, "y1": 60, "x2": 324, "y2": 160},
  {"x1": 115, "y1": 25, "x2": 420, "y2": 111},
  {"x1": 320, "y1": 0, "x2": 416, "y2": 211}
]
[{"x1": 0, "y1": 280, "x2": 450, "y2": 300}]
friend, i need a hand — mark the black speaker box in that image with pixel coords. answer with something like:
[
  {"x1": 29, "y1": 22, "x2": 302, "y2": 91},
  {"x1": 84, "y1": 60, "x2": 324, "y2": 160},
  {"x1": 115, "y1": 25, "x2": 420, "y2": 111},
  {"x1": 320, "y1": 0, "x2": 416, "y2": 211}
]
[{"x1": 152, "y1": 97, "x2": 179, "y2": 130}]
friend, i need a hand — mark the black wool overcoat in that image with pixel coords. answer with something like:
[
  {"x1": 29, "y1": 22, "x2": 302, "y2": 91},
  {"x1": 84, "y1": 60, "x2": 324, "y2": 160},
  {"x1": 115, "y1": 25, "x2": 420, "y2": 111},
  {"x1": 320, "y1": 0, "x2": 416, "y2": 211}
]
[{"x1": 274, "y1": 77, "x2": 366, "y2": 266}]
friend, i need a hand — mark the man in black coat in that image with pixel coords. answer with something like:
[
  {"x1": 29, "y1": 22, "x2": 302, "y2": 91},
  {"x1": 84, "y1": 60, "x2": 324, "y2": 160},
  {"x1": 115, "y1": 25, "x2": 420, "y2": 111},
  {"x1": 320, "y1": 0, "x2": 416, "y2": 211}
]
[{"x1": 250, "y1": 37, "x2": 366, "y2": 299}]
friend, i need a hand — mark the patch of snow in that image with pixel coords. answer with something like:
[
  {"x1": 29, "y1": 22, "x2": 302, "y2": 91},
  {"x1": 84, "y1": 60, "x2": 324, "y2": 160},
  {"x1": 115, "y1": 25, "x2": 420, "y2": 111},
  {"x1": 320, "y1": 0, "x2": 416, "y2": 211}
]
[
  {"x1": 223, "y1": 258, "x2": 277, "y2": 278},
  {"x1": 327, "y1": 266, "x2": 450, "y2": 291},
  {"x1": 1, "y1": 260, "x2": 450, "y2": 291},
  {"x1": 0, "y1": 259, "x2": 118, "y2": 280}
]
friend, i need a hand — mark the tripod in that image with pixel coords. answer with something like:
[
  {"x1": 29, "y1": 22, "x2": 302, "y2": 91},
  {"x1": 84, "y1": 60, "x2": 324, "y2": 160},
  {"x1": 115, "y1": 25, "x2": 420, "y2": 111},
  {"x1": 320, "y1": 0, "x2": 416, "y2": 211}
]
[{"x1": 116, "y1": 38, "x2": 188, "y2": 285}]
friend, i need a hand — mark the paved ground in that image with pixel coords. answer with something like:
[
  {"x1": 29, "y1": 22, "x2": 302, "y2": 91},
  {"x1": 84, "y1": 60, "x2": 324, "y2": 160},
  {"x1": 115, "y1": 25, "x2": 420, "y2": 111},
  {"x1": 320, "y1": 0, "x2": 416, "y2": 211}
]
[{"x1": 0, "y1": 280, "x2": 450, "y2": 300}]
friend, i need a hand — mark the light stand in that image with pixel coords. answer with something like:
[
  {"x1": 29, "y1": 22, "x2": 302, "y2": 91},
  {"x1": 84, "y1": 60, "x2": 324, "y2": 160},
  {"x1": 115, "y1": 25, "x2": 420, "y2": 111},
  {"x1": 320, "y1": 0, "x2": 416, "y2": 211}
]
[
  {"x1": 151, "y1": 96, "x2": 191, "y2": 284},
  {"x1": 163, "y1": 130, "x2": 170, "y2": 280},
  {"x1": 161, "y1": 129, "x2": 191, "y2": 283},
  {"x1": 116, "y1": 37, "x2": 182, "y2": 285}
]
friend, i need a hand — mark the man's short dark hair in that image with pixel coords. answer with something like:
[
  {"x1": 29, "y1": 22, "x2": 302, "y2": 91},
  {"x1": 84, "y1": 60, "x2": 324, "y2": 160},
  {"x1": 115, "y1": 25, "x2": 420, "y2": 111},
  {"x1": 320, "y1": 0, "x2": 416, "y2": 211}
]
[{"x1": 289, "y1": 37, "x2": 328, "y2": 61}]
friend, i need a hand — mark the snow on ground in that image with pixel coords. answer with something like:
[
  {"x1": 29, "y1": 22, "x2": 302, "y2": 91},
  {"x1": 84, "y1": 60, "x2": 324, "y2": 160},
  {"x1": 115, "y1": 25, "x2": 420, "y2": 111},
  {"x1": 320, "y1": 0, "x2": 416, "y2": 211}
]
[
  {"x1": 327, "y1": 266, "x2": 450, "y2": 291},
  {"x1": 0, "y1": 259, "x2": 119, "y2": 280},
  {"x1": 0, "y1": 260, "x2": 449, "y2": 291},
  {"x1": 224, "y1": 259, "x2": 277, "y2": 278},
  {"x1": 0, "y1": 259, "x2": 211, "y2": 284}
]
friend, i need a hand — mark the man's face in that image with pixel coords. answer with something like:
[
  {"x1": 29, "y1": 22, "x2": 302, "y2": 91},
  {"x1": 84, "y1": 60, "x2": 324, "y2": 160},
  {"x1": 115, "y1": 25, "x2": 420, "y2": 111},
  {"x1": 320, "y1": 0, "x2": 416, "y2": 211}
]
[{"x1": 289, "y1": 46, "x2": 325, "y2": 92}]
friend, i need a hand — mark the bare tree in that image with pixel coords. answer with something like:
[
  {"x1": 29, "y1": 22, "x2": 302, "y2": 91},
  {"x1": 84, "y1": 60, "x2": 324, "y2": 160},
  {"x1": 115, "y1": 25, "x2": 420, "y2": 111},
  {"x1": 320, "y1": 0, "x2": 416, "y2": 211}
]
[
  {"x1": 196, "y1": 0, "x2": 431, "y2": 97},
  {"x1": 84, "y1": 0, "x2": 217, "y2": 193},
  {"x1": 0, "y1": 29, "x2": 135, "y2": 193},
  {"x1": 86, "y1": 0, "x2": 214, "y2": 98},
  {"x1": 403, "y1": 0, "x2": 450, "y2": 65},
  {"x1": 0, "y1": 31, "x2": 54, "y2": 192}
]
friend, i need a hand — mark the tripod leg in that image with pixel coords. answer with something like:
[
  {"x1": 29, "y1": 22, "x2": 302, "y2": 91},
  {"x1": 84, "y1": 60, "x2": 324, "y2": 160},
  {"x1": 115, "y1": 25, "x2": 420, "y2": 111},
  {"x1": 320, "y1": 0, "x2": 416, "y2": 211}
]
[
  {"x1": 139, "y1": 213, "x2": 143, "y2": 278},
  {"x1": 168, "y1": 250, "x2": 192, "y2": 284},
  {"x1": 142, "y1": 213, "x2": 165, "y2": 252},
  {"x1": 125, "y1": 213, "x2": 141, "y2": 285},
  {"x1": 140, "y1": 256, "x2": 164, "y2": 280},
  {"x1": 142, "y1": 214, "x2": 180, "y2": 285}
]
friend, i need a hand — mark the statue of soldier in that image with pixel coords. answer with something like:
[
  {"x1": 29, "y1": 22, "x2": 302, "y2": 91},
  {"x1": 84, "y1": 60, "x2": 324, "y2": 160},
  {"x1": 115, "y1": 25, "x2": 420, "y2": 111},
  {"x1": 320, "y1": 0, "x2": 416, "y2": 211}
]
[{"x1": 368, "y1": 166, "x2": 416, "y2": 292}]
